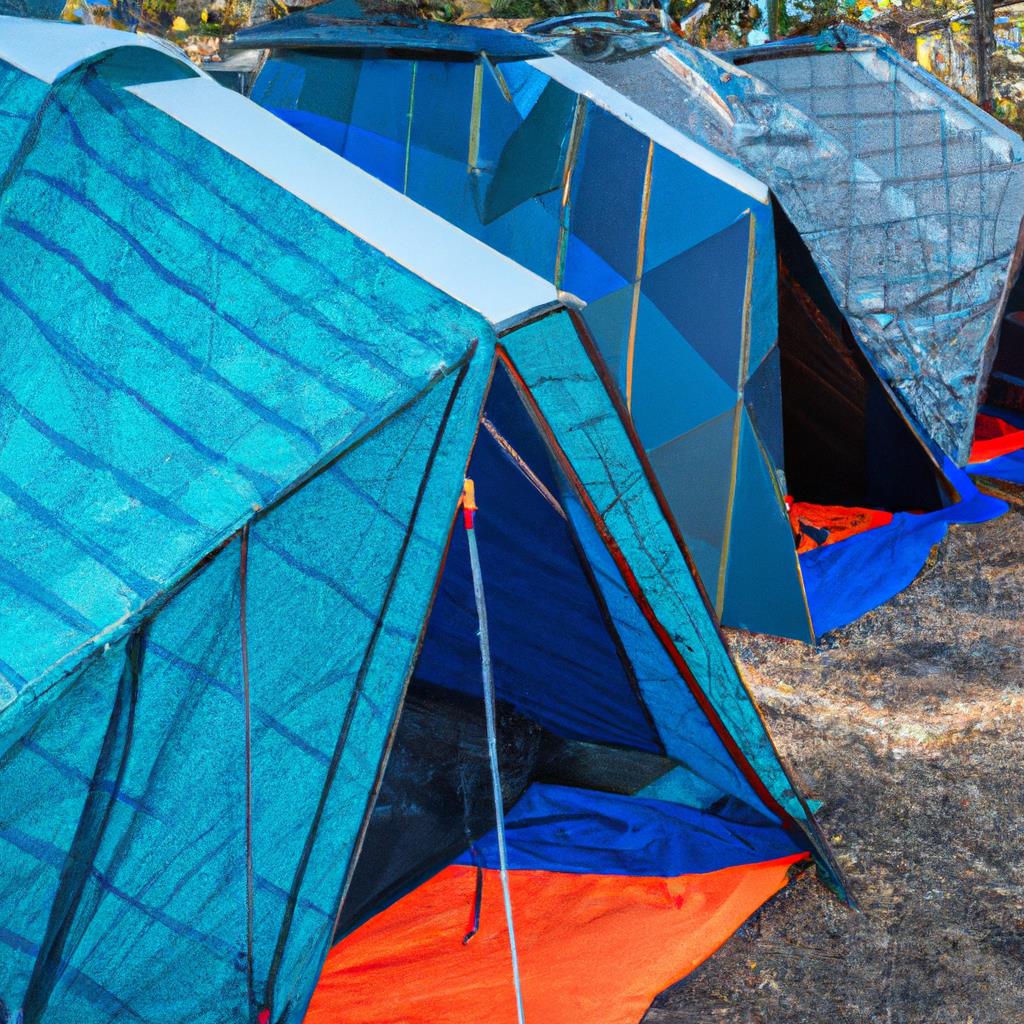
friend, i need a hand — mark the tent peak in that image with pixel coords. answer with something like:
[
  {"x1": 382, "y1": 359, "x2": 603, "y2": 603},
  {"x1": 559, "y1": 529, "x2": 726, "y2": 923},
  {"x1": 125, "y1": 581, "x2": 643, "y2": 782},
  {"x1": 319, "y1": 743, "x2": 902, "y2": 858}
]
[
  {"x1": 229, "y1": 12, "x2": 547, "y2": 60},
  {"x1": 0, "y1": 15, "x2": 199, "y2": 85}
]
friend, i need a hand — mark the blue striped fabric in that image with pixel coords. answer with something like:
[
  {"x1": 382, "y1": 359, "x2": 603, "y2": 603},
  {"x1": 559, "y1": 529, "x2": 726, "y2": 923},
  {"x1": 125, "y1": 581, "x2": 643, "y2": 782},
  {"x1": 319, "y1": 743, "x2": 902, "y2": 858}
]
[
  {"x1": 0, "y1": 36, "x2": 496, "y2": 1024},
  {"x1": 0, "y1": 55, "x2": 485, "y2": 696}
]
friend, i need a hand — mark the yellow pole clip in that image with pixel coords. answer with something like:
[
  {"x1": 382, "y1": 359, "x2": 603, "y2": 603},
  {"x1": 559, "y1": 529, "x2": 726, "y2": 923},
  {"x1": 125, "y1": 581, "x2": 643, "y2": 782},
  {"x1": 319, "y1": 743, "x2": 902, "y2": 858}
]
[{"x1": 462, "y1": 478, "x2": 477, "y2": 529}]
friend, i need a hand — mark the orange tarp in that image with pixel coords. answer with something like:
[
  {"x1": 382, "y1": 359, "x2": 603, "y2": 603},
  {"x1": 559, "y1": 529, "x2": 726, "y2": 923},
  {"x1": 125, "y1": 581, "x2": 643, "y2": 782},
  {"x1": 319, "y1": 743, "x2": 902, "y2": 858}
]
[
  {"x1": 305, "y1": 853, "x2": 808, "y2": 1024},
  {"x1": 970, "y1": 413, "x2": 1024, "y2": 464},
  {"x1": 788, "y1": 500, "x2": 894, "y2": 554}
]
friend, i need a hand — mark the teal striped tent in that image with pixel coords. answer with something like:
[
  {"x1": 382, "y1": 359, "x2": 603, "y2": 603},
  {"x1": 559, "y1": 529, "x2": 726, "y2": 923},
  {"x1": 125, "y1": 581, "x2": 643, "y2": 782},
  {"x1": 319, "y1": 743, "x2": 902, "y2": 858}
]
[{"x1": 0, "y1": 20, "x2": 841, "y2": 1023}]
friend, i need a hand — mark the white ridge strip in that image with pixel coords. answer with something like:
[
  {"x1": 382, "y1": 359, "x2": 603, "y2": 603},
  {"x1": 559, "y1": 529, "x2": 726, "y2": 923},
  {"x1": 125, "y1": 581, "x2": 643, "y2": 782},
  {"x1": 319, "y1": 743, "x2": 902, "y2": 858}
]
[
  {"x1": 128, "y1": 76, "x2": 560, "y2": 326},
  {"x1": 527, "y1": 53, "x2": 770, "y2": 204},
  {"x1": 0, "y1": 16, "x2": 193, "y2": 84}
]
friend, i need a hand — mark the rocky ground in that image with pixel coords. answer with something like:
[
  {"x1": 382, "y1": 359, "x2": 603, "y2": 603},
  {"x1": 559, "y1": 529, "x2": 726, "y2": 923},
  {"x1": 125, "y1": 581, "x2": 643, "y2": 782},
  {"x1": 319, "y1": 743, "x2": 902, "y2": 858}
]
[{"x1": 647, "y1": 507, "x2": 1024, "y2": 1024}]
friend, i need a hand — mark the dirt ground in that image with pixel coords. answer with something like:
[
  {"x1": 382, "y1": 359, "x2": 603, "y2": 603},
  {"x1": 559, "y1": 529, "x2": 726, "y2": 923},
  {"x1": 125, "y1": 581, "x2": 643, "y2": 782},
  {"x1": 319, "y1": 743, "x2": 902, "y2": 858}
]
[{"x1": 646, "y1": 507, "x2": 1024, "y2": 1024}]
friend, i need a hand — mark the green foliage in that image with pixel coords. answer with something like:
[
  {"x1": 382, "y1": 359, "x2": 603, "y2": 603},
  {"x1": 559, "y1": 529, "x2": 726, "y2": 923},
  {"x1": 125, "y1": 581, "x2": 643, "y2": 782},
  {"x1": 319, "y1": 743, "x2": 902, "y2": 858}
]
[
  {"x1": 140, "y1": 0, "x2": 174, "y2": 21},
  {"x1": 359, "y1": 0, "x2": 463, "y2": 19},
  {"x1": 489, "y1": 0, "x2": 597, "y2": 20},
  {"x1": 417, "y1": 0, "x2": 463, "y2": 21},
  {"x1": 784, "y1": 0, "x2": 843, "y2": 34},
  {"x1": 707, "y1": 0, "x2": 758, "y2": 39}
]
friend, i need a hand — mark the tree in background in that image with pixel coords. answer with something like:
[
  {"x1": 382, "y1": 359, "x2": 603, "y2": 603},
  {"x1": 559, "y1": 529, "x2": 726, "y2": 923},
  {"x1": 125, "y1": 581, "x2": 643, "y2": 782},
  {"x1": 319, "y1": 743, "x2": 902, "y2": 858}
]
[
  {"x1": 41, "y1": 0, "x2": 1019, "y2": 131},
  {"x1": 973, "y1": 0, "x2": 995, "y2": 111}
]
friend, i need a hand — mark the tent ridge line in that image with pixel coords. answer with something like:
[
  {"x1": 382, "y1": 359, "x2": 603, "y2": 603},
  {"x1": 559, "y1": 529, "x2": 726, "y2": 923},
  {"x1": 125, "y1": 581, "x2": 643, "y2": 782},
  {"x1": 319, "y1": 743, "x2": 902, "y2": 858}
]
[
  {"x1": 260, "y1": 354, "x2": 477, "y2": 1015},
  {"x1": 526, "y1": 54, "x2": 770, "y2": 205},
  {"x1": 554, "y1": 93, "x2": 587, "y2": 291},
  {"x1": 0, "y1": 16, "x2": 200, "y2": 87},
  {"x1": 494, "y1": 299, "x2": 574, "y2": 338},
  {"x1": 625, "y1": 138, "x2": 656, "y2": 412},
  {"x1": 327, "y1": 353, "x2": 497, "y2": 951},
  {"x1": 554, "y1": 459, "x2": 668, "y2": 757},
  {"x1": 714, "y1": 211, "x2": 757, "y2": 616}
]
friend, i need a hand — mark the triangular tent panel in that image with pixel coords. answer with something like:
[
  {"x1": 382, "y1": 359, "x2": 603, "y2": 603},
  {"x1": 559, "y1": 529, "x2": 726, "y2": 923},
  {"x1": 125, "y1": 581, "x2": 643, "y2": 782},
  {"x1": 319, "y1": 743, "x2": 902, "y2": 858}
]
[
  {"x1": 629, "y1": 293, "x2": 737, "y2": 450},
  {"x1": 641, "y1": 214, "x2": 751, "y2": 390},
  {"x1": 646, "y1": 407, "x2": 736, "y2": 597}
]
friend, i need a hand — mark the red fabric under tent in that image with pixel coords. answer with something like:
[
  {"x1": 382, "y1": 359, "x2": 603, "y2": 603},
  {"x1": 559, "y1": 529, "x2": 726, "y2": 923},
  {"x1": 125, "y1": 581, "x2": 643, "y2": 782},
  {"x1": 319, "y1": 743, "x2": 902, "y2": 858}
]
[
  {"x1": 305, "y1": 785, "x2": 809, "y2": 1024},
  {"x1": 970, "y1": 413, "x2": 1024, "y2": 465}
]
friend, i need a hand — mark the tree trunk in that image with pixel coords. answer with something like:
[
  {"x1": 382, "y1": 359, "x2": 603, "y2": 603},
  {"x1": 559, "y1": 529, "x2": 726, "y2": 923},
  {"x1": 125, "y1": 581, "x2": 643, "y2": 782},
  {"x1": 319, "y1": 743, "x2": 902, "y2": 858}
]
[{"x1": 974, "y1": 0, "x2": 996, "y2": 113}]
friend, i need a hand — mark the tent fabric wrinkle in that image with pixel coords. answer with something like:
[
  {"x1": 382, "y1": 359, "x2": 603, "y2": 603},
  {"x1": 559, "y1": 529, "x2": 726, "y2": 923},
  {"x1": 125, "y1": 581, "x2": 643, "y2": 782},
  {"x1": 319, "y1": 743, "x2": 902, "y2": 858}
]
[
  {"x1": 967, "y1": 450, "x2": 1024, "y2": 484},
  {"x1": 309, "y1": 854, "x2": 809, "y2": 1024},
  {"x1": 453, "y1": 783, "x2": 805, "y2": 876}
]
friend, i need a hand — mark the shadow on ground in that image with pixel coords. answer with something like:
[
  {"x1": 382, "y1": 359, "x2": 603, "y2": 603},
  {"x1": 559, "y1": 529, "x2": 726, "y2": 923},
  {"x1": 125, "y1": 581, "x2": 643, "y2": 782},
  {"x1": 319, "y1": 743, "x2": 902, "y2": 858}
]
[{"x1": 646, "y1": 509, "x2": 1024, "y2": 1024}]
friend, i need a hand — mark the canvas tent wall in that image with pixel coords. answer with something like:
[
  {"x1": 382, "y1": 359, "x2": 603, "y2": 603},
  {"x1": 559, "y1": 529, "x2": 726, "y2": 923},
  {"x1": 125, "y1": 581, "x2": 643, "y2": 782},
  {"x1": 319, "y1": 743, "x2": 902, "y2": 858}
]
[
  {"x1": 720, "y1": 27, "x2": 1024, "y2": 468},
  {"x1": 0, "y1": 19, "x2": 841, "y2": 1024},
  {"x1": 233, "y1": 12, "x2": 1003, "y2": 641}
]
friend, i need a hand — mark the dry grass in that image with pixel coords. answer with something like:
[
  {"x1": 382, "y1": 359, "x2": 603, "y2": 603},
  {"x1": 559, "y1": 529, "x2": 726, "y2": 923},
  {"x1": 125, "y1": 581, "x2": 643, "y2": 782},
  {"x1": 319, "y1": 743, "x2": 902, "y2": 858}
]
[{"x1": 646, "y1": 509, "x2": 1024, "y2": 1024}]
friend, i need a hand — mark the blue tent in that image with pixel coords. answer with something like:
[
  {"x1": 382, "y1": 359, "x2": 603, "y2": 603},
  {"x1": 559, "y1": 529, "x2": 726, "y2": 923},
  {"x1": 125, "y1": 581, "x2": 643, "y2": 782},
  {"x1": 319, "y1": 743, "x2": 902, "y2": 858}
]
[
  {"x1": 0, "y1": 19, "x2": 842, "y2": 1023},
  {"x1": 234, "y1": 7, "x2": 818, "y2": 638},
  {"x1": 234, "y1": 11, "x2": 1005, "y2": 640}
]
